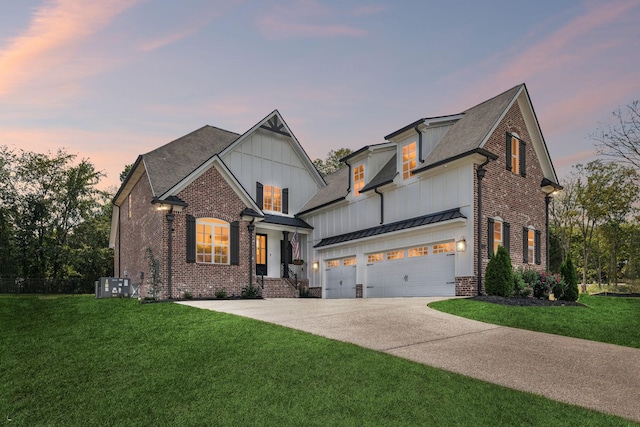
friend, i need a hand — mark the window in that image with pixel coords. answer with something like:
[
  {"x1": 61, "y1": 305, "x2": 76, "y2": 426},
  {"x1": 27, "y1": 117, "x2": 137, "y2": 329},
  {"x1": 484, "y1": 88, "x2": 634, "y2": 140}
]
[
  {"x1": 527, "y1": 229, "x2": 535, "y2": 264},
  {"x1": 196, "y1": 218, "x2": 229, "y2": 264},
  {"x1": 327, "y1": 259, "x2": 339, "y2": 268},
  {"x1": 343, "y1": 257, "x2": 356, "y2": 266},
  {"x1": 433, "y1": 242, "x2": 455, "y2": 253},
  {"x1": 493, "y1": 219, "x2": 503, "y2": 255},
  {"x1": 510, "y1": 136, "x2": 520, "y2": 175},
  {"x1": 263, "y1": 185, "x2": 282, "y2": 212},
  {"x1": 387, "y1": 250, "x2": 404, "y2": 260},
  {"x1": 353, "y1": 164, "x2": 365, "y2": 196},
  {"x1": 367, "y1": 253, "x2": 383, "y2": 263},
  {"x1": 506, "y1": 133, "x2": 526, "y2": 177},
  {"x1": 402, "y1": 142, "x2": 417, "y2": 179},
  {"x1": 409, "y1": 246, "x2": 429, "y2": 257}
]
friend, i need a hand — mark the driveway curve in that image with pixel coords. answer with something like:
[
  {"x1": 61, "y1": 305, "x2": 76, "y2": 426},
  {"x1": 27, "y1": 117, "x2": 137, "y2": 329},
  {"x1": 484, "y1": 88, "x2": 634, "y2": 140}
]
[{"x1": 179, "y1": 297, "x2": 640, "y2": 423}]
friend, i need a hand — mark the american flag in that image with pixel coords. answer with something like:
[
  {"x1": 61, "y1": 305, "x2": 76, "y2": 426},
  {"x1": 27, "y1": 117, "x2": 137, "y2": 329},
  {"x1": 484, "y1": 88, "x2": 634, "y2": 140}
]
[{"x1": 291, "y1": 230, "x2": 300, "y2": 260}]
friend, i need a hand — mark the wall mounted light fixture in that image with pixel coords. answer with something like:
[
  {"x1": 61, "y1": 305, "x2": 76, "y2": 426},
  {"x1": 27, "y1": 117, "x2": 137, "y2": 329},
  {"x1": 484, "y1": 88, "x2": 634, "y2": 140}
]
[{"x1": 456, "y1": 237, "x2": 467, "y2": 252}]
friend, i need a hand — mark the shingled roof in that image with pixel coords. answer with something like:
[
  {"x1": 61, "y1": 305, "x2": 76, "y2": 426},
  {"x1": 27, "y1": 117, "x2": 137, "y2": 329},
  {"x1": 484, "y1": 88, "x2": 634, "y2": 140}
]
[
  {"x1": 414, "y1": 84, "x2": 522, "y2": 173},
  {"x1": 298, "y1": 166, "x2": 349, "y2": 215},
  {"x1": 143, "y1": 125, "x2": 239, "y2": 196}
]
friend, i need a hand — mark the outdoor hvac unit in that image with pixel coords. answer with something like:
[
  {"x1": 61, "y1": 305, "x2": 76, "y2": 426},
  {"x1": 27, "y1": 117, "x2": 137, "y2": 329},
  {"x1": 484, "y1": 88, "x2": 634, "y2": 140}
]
[{"x1": 95, "y1": 277, "x2": 138, "y2": 298}]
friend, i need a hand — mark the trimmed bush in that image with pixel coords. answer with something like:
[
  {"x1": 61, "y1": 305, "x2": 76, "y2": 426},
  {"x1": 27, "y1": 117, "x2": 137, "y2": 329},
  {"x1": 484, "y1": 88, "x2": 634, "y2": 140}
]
[
  {"x1": 559, "y1": 257, "x2": 579, "y2": 301},
  {"x1": 513, "y1": 268, "x2": 532, "y2": 298},
  {"x1": 485, "y1": 245, "x2": 514, "y2": 297}
]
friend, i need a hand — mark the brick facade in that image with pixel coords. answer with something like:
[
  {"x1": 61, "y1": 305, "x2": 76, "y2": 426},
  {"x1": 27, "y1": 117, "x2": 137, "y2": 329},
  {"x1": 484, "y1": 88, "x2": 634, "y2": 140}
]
[
  {"x1": 117, "y1": 165, "x2": 254, "y2": 299},
  {"x1": 478, "y1": 101, "x2": 548, "y2": 293}
]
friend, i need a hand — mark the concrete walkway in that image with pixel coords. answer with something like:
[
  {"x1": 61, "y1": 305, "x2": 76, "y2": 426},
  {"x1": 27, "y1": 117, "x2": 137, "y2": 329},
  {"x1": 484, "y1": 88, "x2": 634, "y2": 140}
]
[{"x1": 178, "y1": 297, "x2": 640, "y2": 423}]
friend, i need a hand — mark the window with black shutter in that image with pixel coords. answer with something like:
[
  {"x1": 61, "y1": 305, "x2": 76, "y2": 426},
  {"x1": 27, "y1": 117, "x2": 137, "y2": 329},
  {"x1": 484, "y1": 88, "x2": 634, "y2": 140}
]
[
  {"x1": 186, "y1": 215, "x2": 196, "y2": 263},
  {"x1": 256, "y1": 182, "x2": 263, "y2": 209},
  {"x1": 282, "y1": 188, "x2": 289, "y2": 214},
  {"x1": 523, "y1": 227, "x2": 529, "y2": 263},
  {"x1": 503, "y1": 222, "x2": 511, "y2": 255},
  {"x1": 488, "y1": 218, "x2": 495, "y2": 257},
  {"x1": 230, "y1": 221, "x2": 239, "y2": 265},
  {"x1": 535, "y1": 230, "x2": 542, "y2": 265}
]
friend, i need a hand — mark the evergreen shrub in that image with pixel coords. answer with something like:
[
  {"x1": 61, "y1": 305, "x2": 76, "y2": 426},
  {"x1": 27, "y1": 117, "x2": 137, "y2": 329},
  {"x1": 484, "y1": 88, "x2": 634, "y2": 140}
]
[{"x1": 485, "y1": 245, "x2": 514, "y2": 297}]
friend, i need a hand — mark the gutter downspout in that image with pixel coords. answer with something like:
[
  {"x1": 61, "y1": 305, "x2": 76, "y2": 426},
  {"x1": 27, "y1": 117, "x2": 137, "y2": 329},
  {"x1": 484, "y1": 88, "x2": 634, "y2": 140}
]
[
  {"x1": 117, "y1": 205, "x2": 121, "y2": 277},
  {"x1": 545, "y1": 195, "x2": 551, "y2": 271},
  {"x1": 248, "y1": 219, "x2": 255, "y2": 288},
  {"x1": 415, "y1": 125, "x2": 424, "y2": 163},
  {"x1": 477, "y1": 157, "x2": 491, "y2": 296},
  {"x1": 374, "y1": 188, "x2": 384, "y2": 224}
]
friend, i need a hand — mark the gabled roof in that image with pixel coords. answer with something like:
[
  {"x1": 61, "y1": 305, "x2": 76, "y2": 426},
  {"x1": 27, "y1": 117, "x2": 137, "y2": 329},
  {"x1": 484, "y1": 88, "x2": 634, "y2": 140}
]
[
  {"x1": 143, "y1": 125, "x2": 239, "y2": 197},
  {"x1": 314, "y1": 208, "x2": 465, "y2": 248},
  {"x1": 414, "y1": 85, "x2": 522, "y2": 173}
]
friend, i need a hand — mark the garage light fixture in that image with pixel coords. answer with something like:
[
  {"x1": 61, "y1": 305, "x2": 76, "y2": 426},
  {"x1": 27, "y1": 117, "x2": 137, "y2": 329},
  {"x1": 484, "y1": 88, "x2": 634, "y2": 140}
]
[
  {"x1": 312, "y1": 261, "x2": 319, "y2": 270},
  {"x1": 456, "y1": 237, "x2": 467, "y2": 252}
]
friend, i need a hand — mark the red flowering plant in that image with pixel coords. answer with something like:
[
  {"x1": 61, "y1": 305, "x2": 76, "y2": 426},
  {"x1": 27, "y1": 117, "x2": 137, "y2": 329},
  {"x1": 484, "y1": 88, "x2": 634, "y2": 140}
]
[{"x1": 534, "y1": 271, "x2": 564, "y2": 299}]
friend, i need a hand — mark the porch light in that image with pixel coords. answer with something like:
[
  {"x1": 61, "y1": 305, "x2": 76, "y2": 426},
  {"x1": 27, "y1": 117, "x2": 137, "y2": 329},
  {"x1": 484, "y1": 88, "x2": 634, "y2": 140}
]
[
  {"x1": 456, "y1": 237, "x2": 467, "y2": 252},
  {"x1": 312, "y1": 261, "x2": 319, "y2": 270},
  {"x1": 151, "y1": 196, "x2": 187, "y2": 213}
]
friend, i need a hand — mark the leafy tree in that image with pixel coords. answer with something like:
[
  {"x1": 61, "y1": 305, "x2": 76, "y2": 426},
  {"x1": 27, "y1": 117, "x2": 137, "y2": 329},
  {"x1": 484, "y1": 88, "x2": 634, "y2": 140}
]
[
  {"x1": 550, "y1": 176, "x2": 579, "y2": 265},
  {"x1": 120, "y1": 163, "x2": 133, "y2": 183},
  {"x1": 573, "y1": 161, "x2": 638, "y2": 286},
  {"x1": 593, "y1": 100, "x2": 640, "y2": 171},
  {"x1": 313, "y1": 148, "x2": 352, "y2": 175},
  {"x1": 484, "y1": 245, "x2": 513, "y2": 297}
]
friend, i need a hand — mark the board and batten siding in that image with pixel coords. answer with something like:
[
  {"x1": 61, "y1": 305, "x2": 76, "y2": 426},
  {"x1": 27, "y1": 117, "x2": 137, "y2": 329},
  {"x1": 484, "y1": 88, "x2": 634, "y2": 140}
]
[
  {"x1": 303, "y1": 161, "x2": 476, "y2": 290},
  {"x1": 221, "y1": 129, "x2": 321, "y2": 214}
]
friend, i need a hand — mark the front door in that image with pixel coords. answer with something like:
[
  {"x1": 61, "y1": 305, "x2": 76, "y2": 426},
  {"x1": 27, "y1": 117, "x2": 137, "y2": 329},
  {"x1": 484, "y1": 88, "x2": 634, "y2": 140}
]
[{"x1": 256, "y1": 234, "x2": 267, "y2": 276}]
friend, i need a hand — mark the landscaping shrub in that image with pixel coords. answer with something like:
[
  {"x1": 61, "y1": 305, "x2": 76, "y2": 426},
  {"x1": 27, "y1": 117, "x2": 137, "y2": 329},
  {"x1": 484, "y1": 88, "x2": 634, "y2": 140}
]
[
  {"x1": 534, "y1": 271, "x2": 563, "y2": 299},
  {"x1": 241, "y1": 283, "x2": 260, "y2": 298},
  {"x1": 512, "y1": 268, "x2": 532, "y2": 298},
  {"x1": 215, "y1": 289, "x2": 228, "y2": 299},
  {"x1": 559, "y1": 258, "x2": 579, "y2": 301},
  {"x1": 485, "y1": 245, "x2": 513, "y2": 297}
]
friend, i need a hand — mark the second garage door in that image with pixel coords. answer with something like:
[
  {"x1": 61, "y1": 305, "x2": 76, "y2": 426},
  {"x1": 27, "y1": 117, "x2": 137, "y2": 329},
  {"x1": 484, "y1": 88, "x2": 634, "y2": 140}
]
[{"x1": 366, "y1": 242, "x2": 456, "y2": 297}]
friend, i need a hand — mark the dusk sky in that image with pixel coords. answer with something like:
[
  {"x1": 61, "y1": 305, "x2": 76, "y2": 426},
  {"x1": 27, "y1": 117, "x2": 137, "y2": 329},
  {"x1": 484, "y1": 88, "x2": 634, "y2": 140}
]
[{"x1": 1, "y1": 0, "x2": 639, "y2": 191}]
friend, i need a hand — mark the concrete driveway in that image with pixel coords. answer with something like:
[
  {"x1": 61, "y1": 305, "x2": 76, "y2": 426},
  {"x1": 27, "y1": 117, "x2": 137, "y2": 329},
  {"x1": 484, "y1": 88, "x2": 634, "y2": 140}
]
[{"x1": 179, "y1": 297, "x2": 640, "y2": 423}]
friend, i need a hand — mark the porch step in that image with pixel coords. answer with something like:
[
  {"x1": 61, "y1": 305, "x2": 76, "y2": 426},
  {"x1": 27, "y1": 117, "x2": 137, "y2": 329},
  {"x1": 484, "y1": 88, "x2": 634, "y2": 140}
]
[{"x1": 257, "y1": 278, "x2": 309, "y2": 298}]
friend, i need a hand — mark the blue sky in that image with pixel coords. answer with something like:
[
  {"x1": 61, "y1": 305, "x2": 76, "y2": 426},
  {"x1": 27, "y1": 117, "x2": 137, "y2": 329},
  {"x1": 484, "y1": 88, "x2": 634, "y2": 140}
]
[{"x1": 1, "y1": 0, "x2": 639, "y2": 190}]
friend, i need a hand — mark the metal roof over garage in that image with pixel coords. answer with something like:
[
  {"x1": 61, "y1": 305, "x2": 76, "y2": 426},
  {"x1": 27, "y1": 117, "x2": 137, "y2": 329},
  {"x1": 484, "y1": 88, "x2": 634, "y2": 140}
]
[{"x1": 314, "y1": 208, "x2": 465, "y2": 248}]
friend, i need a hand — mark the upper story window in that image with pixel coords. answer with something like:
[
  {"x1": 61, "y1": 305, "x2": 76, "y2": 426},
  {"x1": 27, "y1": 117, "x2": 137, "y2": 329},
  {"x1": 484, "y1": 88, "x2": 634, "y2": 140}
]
[
  {"x1": 506, "y1": 133, "x2": 526, "y2": 177},
  {"x1": 196, "y1": 218, "x2": 229, "y2": 264},
  {"x1": 402, "y1": 142, "x2": 417, "y2": 179},
  {"x1": 264, "y1": 185, "x2": 282, "y2": 212},
  {"x1": 353, "y1": 164, "x2": 365, "y2": 196},
  {"x1": 256, "y1": 182, "x2": 288, "y2": 214}
]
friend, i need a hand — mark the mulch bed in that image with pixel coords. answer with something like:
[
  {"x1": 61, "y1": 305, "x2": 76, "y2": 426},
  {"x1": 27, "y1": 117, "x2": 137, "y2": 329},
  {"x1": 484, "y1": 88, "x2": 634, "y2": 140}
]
[{"x1": 471, "y1": 295, "x2": 585, "y2": 307}]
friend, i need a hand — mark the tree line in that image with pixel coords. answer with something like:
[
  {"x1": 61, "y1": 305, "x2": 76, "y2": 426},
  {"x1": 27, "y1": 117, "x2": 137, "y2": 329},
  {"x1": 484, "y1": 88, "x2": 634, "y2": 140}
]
[
  {"x1": 550, "y1": 101, "x2": 640, "y2": 286},
  {"x1": 0, "y1": 147, "x2": 113, "y2": 293}
]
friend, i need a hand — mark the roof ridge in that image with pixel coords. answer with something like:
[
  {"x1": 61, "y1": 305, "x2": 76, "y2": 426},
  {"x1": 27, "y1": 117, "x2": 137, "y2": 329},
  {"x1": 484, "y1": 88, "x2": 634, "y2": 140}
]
[{"x1": 463, "y1": 83, "x2": 524, "y2": 113}]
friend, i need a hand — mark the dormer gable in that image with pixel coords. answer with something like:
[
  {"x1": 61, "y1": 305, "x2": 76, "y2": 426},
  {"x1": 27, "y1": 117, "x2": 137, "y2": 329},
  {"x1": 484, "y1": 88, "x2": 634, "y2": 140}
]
[{"x1": 340, "y1": 143, "x2": 395, "y2": 198}]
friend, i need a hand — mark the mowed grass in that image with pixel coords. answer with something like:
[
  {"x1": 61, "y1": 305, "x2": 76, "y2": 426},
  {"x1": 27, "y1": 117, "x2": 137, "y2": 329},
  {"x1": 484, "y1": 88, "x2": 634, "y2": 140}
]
[
  {"x1": 430, "y1": 294, "x2": 640, "y2": 349},
  {"x1": 1, "y1": 296, "x2": 635, "y2": 426}
]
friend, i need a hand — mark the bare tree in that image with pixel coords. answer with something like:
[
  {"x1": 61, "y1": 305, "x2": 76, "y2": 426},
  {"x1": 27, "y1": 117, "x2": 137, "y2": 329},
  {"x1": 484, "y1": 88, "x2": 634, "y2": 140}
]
[{"x1": 593, "y1": 101, "x2": 640, "y2": 170}]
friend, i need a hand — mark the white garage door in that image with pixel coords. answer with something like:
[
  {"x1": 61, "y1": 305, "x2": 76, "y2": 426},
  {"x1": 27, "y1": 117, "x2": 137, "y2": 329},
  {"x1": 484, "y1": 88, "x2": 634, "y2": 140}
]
[
  {"x1": 325, "y1": 258, "x2": 357, "y2": 299},
  {"x1": 366, "y1": 242, "x2": 455, "y2": 297}
]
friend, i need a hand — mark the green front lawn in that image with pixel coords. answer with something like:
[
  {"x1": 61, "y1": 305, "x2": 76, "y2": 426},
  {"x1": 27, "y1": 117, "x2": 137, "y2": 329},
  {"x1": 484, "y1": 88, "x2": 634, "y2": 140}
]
[
  {"x1": 1, "y1": 295, "x2": 635, "y2": 426},
  {"x1": 430, "y1": 294, "x2": 640, "y2": 349}
]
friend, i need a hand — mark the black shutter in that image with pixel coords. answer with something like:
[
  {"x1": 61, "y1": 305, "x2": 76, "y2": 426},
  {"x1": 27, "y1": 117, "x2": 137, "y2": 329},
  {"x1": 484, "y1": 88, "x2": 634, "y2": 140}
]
[
  {"x1": 282, "y1": 188, "x2": 289, "y2": 214},
  {"x1": 230, "y1": 221, "x2": 239, "y2": 265},
  {"x1": 503, "y1": 222, "x2": 511, "y2": 255},
  {"x1": 505, "y1": 133, "x2": 512, "y2": 171},
  {"x1": 535, "y1": 230, "x2": 542, "y2": 265},
  {"x1": 519, "y1": 140, "x2": 526, "y2": 177},
  {"x1": 488, "y1": 217, "x2": 495, "y2": 257},
  {"x1": 186, "y1": 215, "x2": 196, "y2": 263},
  {"x1": 523, "y1": 227, "x2": 529, "y2": 263},
  {"x1": 256, "y1": 182, "x2": 263, "y2": 209}
]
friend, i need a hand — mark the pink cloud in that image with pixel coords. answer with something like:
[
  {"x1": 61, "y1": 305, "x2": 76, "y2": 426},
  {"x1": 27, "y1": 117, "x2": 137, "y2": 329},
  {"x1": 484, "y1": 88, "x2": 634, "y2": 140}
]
[
  {"x1": 257, "y1": 0, "x2": 367, "y2": 40},
  {"x1": 0, "y1": 0, "x2": 140, "y2": 100}
]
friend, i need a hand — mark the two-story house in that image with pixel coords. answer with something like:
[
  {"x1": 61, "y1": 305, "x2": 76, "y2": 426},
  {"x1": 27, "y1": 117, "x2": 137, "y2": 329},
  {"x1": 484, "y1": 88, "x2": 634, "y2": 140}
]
[{"x1": 109, "y1": 83, "x2": 560, "y2": 299}]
